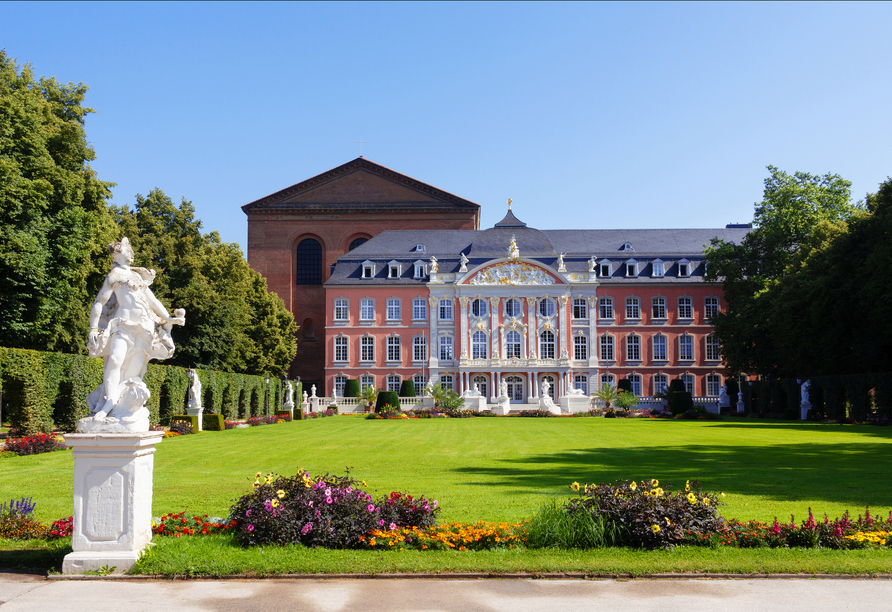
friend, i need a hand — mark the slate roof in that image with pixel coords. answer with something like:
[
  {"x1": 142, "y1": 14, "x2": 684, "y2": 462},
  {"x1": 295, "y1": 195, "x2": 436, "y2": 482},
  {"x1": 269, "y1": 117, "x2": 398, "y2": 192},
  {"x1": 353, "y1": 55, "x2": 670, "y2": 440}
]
[{"x1": 326, "y1": 223, "x2": 750, "y2": 285}]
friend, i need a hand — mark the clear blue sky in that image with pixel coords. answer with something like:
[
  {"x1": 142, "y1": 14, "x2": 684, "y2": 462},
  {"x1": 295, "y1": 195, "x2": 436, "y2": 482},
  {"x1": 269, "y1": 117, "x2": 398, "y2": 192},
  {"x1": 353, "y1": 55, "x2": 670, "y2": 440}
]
[{"x1": 4, "y1": 2, "x2": 891, "y2": 253}]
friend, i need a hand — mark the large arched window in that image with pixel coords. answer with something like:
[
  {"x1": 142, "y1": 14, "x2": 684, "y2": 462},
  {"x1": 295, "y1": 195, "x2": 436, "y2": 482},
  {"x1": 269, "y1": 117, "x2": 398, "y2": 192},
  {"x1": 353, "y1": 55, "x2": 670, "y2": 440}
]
[
  {"x1": 296, "y1": 238, "x2": 323, "y2": 285},
  {"x1": 348, "y1": 237, "x2": 368, "y2": 251}
]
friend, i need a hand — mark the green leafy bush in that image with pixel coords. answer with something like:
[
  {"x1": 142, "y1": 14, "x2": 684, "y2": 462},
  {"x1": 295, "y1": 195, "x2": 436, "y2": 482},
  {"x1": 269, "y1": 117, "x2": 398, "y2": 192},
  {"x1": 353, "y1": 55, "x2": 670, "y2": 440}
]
[
  {"x1": 169, "y1": 420, "x2": 194, "y2": 435},
  {"x1": 375, "y1": 391, "x2": 400, "y2": 412},
  {"x1": 202, "y1": 413, "x2": 224, "y2": 431},
  {"x1": 398, "y1": 380, "x2": 416, "y2": 397}
]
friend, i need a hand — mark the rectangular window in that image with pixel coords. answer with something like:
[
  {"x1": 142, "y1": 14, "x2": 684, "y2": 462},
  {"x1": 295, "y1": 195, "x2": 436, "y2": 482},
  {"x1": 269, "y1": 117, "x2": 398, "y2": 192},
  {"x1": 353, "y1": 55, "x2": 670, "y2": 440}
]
[
  {"x1": 573, "y1": 375, "x2": 588, "y2": 395},
  {"x1": 625, "y1": 297, "x2": 640, "y2": 320},
  {"x1": 334, "y1": 336, "x2": 348, "y2": 362},
  {"x1": 439, "y1": 336, "x2": 454, "y2": 360},
  {"x1": 628, "y1": 374, "x2": 642, "y2": 396},
  {"x1": 678, "y1": 297, "x2": 693, "y2": 319},
  {"x1": 334, "y1": 299, "x2": 348, "y2": 321},
  {"x1": 334, "y1": 375, "x2": 347, "y2": 396},
  {"x1": 652, "y1": 297, "x2": 666, "y2": 319},
  {"x1": 414, "y1": 263, "x2": 426, "y2": 278},
  {"x1": 386, "y1": 298, "x2": 401, "y2": 321},
  {"x1": 653, "y1": 374, "x2": 668, "y2": 395},
  {"x1": 472, "y1": 332, "x2": 488, "y2": 359},
  {"x1": 600, "y1": 335, "x2": 614, "y2": 361},
  {"x1": 572, "y1": 298, "x2": 587, "y2": 319},
  {"x1": 387, "y1": 374, "x2": 401, "y2": 392},
  {"x1": 601, "y1": 374, "x2": 615, "y2": 388},
  {"x1": 682, "y1": 374, "x2": 695, "y2": 394},
  {"x1": 362, "y1": 263, "x2": 374, "y2": 279},
  {"x1": 387, "y1": 336, "x2": 401, "y2": 362},
  {"x1": 439, "y1": 299, "x2": 453, "y2": 321},
  {"x1": 413, "y1": 336, "x2": 427, "y2": 361},
  {"x1": 360, "y1": 375, "x2": 374, "y2": 391},
  {"x1": 707, "y1": 374, "x2": 721, "y2": 397},
  {"x1": 539, "y1": 331, "x2": 555, "y2": 359},
  {"x1": 439, "y1": 375, "x2": 454, "y2": 392},
  {"x1": 679, "y1": 335, "x2": 694, "y2": 361},
  {"x1": 412, "y1": 298, "x2": 427, "y2": 320},
  {"x1": 653, "y1": 335, "x2": 667, "y2": 361},
  {"x1": 705, "y1": 297, "x2": 719, "y2": 319},
  {"x1": 360, "y1": 299, "x2": 374, "y2": 321},
  {"x1": 626, "y1": 263, "x2": 637, "y2": 277},
  {"x1": 599, "y1": 263, "x2": 610, "y2": 277},
  {"x1": 360, "y1": 336, "x2": 375, "y2": 362},
  {"x1": 599, "y1": 297, "x2": 614, "y2": 319},
  {"x1": 388, "y1": 264, "x2": 400, "y2": 278},
  {"x1": 413, "y1": 374, "x2": 427, "y2": 390},
  {"x1": 678, "y1": 262, "x2": 690, "y2": 277},
  {"x1": 706, "y1": 334, "x2": 721, "y2": 361},
  {"x1": 573, "y1": 336, "x2": 588, "y2": 361},
  {"x1": 652, "y1": 261, "x2": 664, "y2": 277},
  {"x1": 626, "y1": 335, "x2": 640, "y2": 361},
  {"x1": 506, "y1": 331, "x2": 522, "y2": 358}
]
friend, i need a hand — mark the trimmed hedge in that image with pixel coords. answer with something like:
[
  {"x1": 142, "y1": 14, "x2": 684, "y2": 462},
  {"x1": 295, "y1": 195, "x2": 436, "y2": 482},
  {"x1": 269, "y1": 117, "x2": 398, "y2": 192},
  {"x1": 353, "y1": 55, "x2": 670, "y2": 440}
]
[
  {"x1": 375, "y1": 390, "x2": 400, "y2": 412},
  {"x1": 171, "y1": 415, "x2": 199, "y2": 434},
  {"x1": 0, "y1": 346, "x2": 283, "y2": 434},
  {"x1": 399, "y1": 380, "x2": 416, "y2": 397},
  {"x1": 202, "y1": 413, "x2": 225, "y2": 431},
  {"x1": 343, "y1": 379, "x2": 360, "y2": 398}
]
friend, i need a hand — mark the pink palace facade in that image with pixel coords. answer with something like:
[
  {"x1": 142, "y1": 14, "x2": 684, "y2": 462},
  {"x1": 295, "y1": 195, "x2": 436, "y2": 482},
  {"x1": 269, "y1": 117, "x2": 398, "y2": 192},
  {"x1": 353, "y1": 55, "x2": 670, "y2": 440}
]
[{"x1": 323, "y1": 207, "x2": 749, "y2": 404}]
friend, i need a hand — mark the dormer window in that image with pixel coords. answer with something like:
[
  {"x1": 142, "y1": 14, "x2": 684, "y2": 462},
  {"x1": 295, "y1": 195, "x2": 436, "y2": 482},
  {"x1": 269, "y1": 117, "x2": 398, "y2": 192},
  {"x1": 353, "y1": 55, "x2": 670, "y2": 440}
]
[
  {"x1": 678, "y1": 259, "x2": 691, "y2": 277},
  {"x1": 625, "y1": 259, "x2": 638, "y2": 277},
  {"x1": 388, "y1": 260, "x2": 401, "y2": 279},
  {"x1": 413, "y1": 260, "x2": 427, "y2": 279},
  {"x1": 652, "y1": 259, "x2": 664, "y2": 277},
  {"x1": 621, "y1": 242, "x2": 634, "y2": 251},
  {"x1": 415, "y1": 244, "x2": 425, "y2": 252},
  {"x1": 361, "y1": 260, "x2": 375, "y2": 279},
  {"x1": 599, "y1": 260, "x2": 611, "y2": 277}
]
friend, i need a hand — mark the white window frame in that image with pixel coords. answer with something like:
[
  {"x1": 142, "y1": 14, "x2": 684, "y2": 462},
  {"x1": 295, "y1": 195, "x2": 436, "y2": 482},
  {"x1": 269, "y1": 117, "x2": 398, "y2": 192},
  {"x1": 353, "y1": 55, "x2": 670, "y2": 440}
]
[
  {"x1": 359, "y1": 298, "x2": 374, "y2": 321},
  {"x1": 471, "y1": 298, "x2": 488, "y2": 318},
  {"x1": 705, "y1": 297, "x2": 719, "y2": 319},
  {"x1": 654, "y1": 374, "x2": 668, "y2": 396},
  {"x1": 652, "y1": 259, "x2": 664, "y2": 277},
  {"x1": 652, "y1": 296, "x2": 666, "y2": 320},
  {"x1": 387, "y1": 260, "x2": 401, "y2": 279},
  {"x1": 360, "y1": 374, "x2": 375, "y2": 391},
  {"x1": 333, "y1": 298, "x2": 349, "y2": 322},
  {"x1": 625, "y1": 259, "x2": 638, "y2": 277},
  {"x1": 678, "y1": 296, "x2": 693, "y2": 320},
  {"x1": 681, "y1": 374, "x2": 695, "y2": 395},
  {"x1": 439, "y1": 335, "x2": 454, "y2": 360},
  {"x1": 334, "y1": 375, "x2": 347, "y2": 396},
  {"x1": 679, "y1": 335, "x2": 694, "y2": 361},
  {"x1": 626, "y1": 334, "x2": 641, "y2": 362},
  {"x1": 653, "y1": 334, "x2": 668, "y2": 361},
  {"x1": 387, "y1": 374, "x2": 401, "y2": 393},
  {"x1": 572, "y1": 297, "x2": 587, "y2": 319},
  {"x1": 625, "y1": 296, "x2": 640, "y2": 320},
  {"x1": 386, "y1": 336, "x2": 401, "y2": 362},
  {"x1": 678, "y1": 259, "x2": 691, "y2": 278},
  {"x1": 573, "y1": 335, "x2": 588, "y2": 361},
  {"x1": 412, "y1": 298, "x2": 427, "y2": 321},
  {"x1": 628, "y1": 374, "x2": 642, "y2": 396},
  {"x1": 439, "y1": 299, "x2": 453, "y2": 321},
  {"x1": 361, "y1": 260, "x2": 375, "y2": 279},
  {"x1": 539, "y1": 298, "x2": 556, "y2": 318},
  {"x1": 413, "y1": 335, "x2": 427, "y2": 362},
  {"x1": 573, "y1": 375, "x2": 588, "y2": 395},
  {"x1": 599, "y1": 296, "x2": 614, "y2": 320},
  {"x1": 413, "y1": 373, "x2": 427, "y2": 390},
  {"x1": 413, "y1": 260, "x2": 427, "y2": 279},
  {"x1": 599, "y1": 334, "x2": 615, "y2": 361},
  {"x1": 505, "y1": 298, "x2": 522, "y2": 318},
  {"x1": 706, "y1": 374, "x2": 722, "y2": 397},
  {"x1": 334, "y1": 336, "x2": 348, "y2": 362},
  {"x1": 706, "y1": 334, "x2": 721, "y2": 361},
  {"x1": 600, "y1": 373, "x2": 615, "y2": 388},
  {"x1": 471, "y1": 331, "x2": 488, "y2": 359},
  {"x1": 506, "y1": 330, "x2": 522, "y2": 358},
  {"x1": 599, "y1": 260, "x2": 611, "y2": 277},
  {"x1": 439, "y1": 375, "x2": 454, "y2": 392},
  {"x1": 539, "y1": 330, "x2": 556, "y2": 359},
  {"x1": 386, "y1": 298, "x2": 401, "y2": 321},
  {"x1": 360, "y1": 336, "x2": 375, "y2": 362}
]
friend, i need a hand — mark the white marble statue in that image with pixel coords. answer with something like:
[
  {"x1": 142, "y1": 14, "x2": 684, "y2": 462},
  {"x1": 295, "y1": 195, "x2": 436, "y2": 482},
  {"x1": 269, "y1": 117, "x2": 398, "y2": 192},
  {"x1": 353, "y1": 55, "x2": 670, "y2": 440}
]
[
  {"x1": 332, "y1": 386, "x2": 338, "y2": 400},
  {"x1": 540, "y1": 379, "x2": 551, "y2": 398},
  {"x1": 500, "y1": 379, "x2": 508, "y2": 398},
  {"x1": 302, "y1": 390, "x2": 309, "y2": 404},
  {"x1": 557, "y1": 253, "x2": 566, "y2": 272},
  {"x1": 187, "y1": 368, "x2": 202, "y2": 411},
  {"x1": 429, "y1": 256, "x2": 438, "y2": 273},
  {"x1": 425, "y1": 379, "x2": 436, "y2": 397},
  {"x1": 310, "y1": 384, "x2": 317, "y2": 398},
  {"x1": 567, "y1": 386, "x2": 585, "y2": 396},
  {"x1": 463, "y1": 383, "x2": 481, "y2": 398},
  {"x1": 588, "y1": 256, "x2": 597, "y2": 272},
  {"x1": 718, "y1": 384, "x2": 730, "y2": 408},
  {"x1": 508, "y1": 235, "x2": 520, "y2": 260},
  {"x1": 284, "y1": 381, "x2": 295, "y2": 410},
  {"x1": 82, "y1": 238, "x2": 185, "y2": 433},
  {"x1": 800, "y1": 380, "x2": 811, "y2": 405},
  {"x1": 459, "y1": 253, "x2": 469, "y2": 273}
]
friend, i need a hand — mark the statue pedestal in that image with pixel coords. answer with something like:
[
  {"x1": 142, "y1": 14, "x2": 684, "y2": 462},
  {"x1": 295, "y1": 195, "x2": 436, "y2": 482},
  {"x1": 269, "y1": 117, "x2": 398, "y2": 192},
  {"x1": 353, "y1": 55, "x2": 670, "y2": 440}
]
[
  {"x1": 800, "y1": 402, "x2": 811, "y2": 420},
  {"x1": 62, "y1": 432, "x2": 164, "y2": 574},
  {"x1": 491, "y1": 396, "x2": 511, "y2": 415},
  {"x1": 560, "y1": 395, "x2": 590, "y2": 414},
  {"x1": 185, "y1": 406, "x2": 204, "y2": 431},
  {"x1": 462, "y1": 396, "x2": 487, "y2": 412}
]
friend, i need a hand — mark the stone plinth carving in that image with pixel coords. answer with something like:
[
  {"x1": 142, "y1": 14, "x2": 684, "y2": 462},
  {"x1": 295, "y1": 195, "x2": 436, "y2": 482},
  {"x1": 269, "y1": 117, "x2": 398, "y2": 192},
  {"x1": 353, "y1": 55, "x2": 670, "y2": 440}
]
[
  {"x1": 62, "y1": 431, "x2": 164, "y2": 574},
  {"x1": 82, "y1": 238, "x2": 185, "y2": 434}
]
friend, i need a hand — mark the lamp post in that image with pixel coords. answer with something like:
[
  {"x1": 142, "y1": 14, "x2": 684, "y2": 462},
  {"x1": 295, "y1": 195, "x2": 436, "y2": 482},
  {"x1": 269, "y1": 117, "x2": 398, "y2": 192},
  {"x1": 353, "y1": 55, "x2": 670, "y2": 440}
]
[{"x1": 264, "y1": 377, "x2": 270, "y2": 416}]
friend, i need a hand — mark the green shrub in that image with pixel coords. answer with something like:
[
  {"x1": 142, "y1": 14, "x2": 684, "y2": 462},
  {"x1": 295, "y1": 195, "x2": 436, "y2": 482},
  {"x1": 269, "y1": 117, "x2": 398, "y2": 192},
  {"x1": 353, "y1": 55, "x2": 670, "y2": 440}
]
[
  {"x1": 617, "y1": 378, "x2": 633, "y2": 393},
  {"x1": 375, "y1": 391, "x2": 400, "y2": 412},
  {"x1": 202, "y1": 413, "x2": 225, "y2": 431},
  {"x1": 293, "y1": 407, "x2": 304, "y2": 420},
  {"x1": 171, "y1": 415, "x2": 198, "y2": 434},
  {"x1": 399, "y1": 380, "x2": 417, "y2": 397},
  {"x1": 525, "y1": 499, "x2": 618, "y2": 549},
  {"x1": 343, "y1": 379, "x2": 360, "y2": 398}
]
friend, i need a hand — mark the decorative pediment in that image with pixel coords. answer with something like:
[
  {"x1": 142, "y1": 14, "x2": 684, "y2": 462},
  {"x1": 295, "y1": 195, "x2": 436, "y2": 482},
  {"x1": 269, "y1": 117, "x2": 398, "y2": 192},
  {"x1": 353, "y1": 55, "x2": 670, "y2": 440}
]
[{"x1": 469, "y1": 262, "x2": 556, "y2": 286}]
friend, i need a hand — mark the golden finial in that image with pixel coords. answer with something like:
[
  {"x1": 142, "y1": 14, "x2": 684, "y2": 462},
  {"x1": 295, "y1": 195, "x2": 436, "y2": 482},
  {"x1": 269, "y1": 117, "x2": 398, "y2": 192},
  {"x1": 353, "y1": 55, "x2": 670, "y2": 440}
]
[{"x1": 507, "y1": 198, "x2": 512, "y2": 210}]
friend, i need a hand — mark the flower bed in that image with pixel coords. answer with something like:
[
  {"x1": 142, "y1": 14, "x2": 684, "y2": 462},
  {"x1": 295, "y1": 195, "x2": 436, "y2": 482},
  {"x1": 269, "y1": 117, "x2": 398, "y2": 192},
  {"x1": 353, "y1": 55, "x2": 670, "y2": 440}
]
[
  {"x1": 3, "y1": 433, "x2": 67, "y2": 456},
  {"x1": 0, "y1": 496, "x2": 70, "y2": 540}
]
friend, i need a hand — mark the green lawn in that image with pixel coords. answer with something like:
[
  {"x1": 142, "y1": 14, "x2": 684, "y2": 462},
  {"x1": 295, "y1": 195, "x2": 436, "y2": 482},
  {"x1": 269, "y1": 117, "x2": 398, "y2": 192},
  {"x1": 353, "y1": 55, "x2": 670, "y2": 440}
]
[
  {"x1": 4, "y1": 416, "x2": 891, "y2": 524},
  {"x1": 4, "y1": 416, "x2": 892, "y2": 575}
]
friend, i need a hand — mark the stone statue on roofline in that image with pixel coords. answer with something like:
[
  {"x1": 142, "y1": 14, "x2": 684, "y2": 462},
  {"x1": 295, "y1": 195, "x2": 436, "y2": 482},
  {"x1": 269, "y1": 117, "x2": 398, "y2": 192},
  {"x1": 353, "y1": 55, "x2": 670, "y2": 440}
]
[
  {"x1": 429, "y1": 256, "x2": 438, "y2": 273},
  {"x1": 459, "y1": 253, "x2": 469, "y2": 273},
  {"x1": 81, "y1": 237, "x2": 186, "y2": 433}
]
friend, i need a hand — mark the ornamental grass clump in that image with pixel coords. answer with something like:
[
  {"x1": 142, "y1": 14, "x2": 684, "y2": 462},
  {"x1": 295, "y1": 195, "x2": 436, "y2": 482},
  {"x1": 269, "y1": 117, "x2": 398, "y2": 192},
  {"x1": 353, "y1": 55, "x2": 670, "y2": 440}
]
[
  {"x1": 565, "y1": 479, "x2": 726, "y2": 549},
  {"x1": 4, "y1": 433, "x2": 67, "y2": 456},
  {"x1": 228, "y1": 469, "x2": 440, "y2": 549}
]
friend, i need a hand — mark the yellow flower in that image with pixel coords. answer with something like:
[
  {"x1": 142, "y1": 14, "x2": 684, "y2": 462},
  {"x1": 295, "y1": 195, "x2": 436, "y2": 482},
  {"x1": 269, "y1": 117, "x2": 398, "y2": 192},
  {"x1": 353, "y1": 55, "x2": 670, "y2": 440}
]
[
  {"x1": 703, "y1": 497, "x2": 710, "y2": 506},
  {"x1": 255, "y1": 472, "x2": 262, "y2": 478},
  {"x1": 362, "y1": 480, "x2": 368, "y2": 487},
  {"x1": 651, "y1": 479, "x2": 659, "y2": 487},
  {"x1": 277, "y1": 490, "x2": 286, "y2": 499},
  {"x1": 665, "y1": 518, "x2": 671, "y2": 525},
  {"x1": 687, "y1": 492, "x2": 697, "y2": 504},
  {"x1": 721, "y1": 492, "x2": 726, "y2": 497},
  {"x1": 629, "y1": 482, "x2": 637, "y2": 491},
  {"x1": 685, "y1": 480, "x2": 690, "y2": 492},
  {"x1": 265, "y1": 474, "x2": 274, "y2": 484},
  {"x1": 570, "y1": 482, "x2": 580, "y2": 492},
  {"x1": 654, "y1": 488, "x2": 663, "y2": 497},
  {"x1": 271, "y1": 499, "x2": 279, "y2": 508},
  {"x1": 651, "y1": 524, "x2": 660, "y2": 533},
  {"x1": 253, "y1": 480, "x2": 260, "y2": 488}
]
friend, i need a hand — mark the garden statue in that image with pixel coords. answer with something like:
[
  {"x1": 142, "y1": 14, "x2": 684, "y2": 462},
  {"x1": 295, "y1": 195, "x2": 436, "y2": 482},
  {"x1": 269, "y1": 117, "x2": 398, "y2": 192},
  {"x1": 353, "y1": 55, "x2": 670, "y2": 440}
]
[
  {"x1": 800, "y1": 380, "x2": 811, "y2": 405},
  {"x1": 284, "y1": 381, "x2": 295, "y2": 411},
  {"x1": 567, "y1": 386, "x2": 585, "y2": 396},
  {"x1": 429, "y1": 256, "x2": 438, "y2": 273},
  {"x1": 499, "y1": 379, "x2": 508, "y2": 398},
  {"x1": 187, "y1": 369, "x2": 202, "y2": 411},
  {"x1": 540, "y1": 379, "x2": 551, "y2": 398},
  {"x1": 81, "y1": 237, "x2": 185, "y2": 433},
  {"x1": 718, "y1": 384, "x2": 730, "y2": 408},
  {"x1": 459, "y1": 253, "x2": 469, "y2": 273},
  {"x1": 425, "y1": 379, "x2": 436, "y2": 397},
  {"x1": 302, "y1": 391, "x2": 309, "y2": 404},
  {"x1": 310, "y1": 384, "x2": 317, "y2": 398},
  {"x1": 332, "y1": 386, "x2": 338, "y2": 399}
]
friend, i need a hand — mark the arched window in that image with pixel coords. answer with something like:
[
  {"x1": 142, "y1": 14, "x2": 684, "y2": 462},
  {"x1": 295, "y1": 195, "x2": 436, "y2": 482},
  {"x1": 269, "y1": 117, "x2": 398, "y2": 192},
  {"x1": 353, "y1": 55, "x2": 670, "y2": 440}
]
[
  {"x1": 472, "y1": 375, "x2": 488, "y2": 399},
  {"x1": 505, "y1": 298, "x2": 522, "y2": 318},
  {"x1": 471, "y1": 298, "x2": 487, "y2": 318},
  {"x1": 539, "y1": 330, "x2": 555, "y2": 359},
  {"x1": 348, "y1": 237, "x2": 368, "y2": 251},
  {"x1": 539, "y1": 298, "x2": 555, "y2": 317},
  {"x1": 296, "y1": 238, "x2": 323, "y2": 285}
]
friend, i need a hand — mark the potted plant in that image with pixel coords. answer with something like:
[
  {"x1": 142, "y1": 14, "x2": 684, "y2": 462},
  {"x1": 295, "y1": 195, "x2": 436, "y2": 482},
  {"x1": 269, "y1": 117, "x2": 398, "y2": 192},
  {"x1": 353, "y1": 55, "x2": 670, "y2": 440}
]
[{"x1": 360, "y1": 386, "x2": 379, "y2": 412}]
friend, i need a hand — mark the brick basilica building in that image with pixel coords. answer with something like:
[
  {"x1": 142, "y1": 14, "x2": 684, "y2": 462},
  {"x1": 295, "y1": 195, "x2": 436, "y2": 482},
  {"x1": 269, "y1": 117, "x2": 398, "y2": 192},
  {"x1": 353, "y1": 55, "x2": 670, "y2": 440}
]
[{"x1": 244, "y1": 158, "x2": 748, "y2": 403}]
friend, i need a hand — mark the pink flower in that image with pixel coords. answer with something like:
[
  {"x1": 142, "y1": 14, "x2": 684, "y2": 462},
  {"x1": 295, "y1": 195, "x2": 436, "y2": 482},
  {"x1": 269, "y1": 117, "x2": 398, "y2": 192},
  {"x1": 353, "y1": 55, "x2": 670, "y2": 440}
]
[
  {"x1": 389, "y1": 523, "x2": 397, "y2": 530},
  {"x1": 367, "y1": 504, "x2": 375, "y2": 512},
  {"x1": 325, "y1": 488, "x2": 332, "y2": 497},
  {"x1": 247, "y1": 524, "x2": 254, "y2": 532},
  {"x1": 326, "y1": 497, "x2": 333, "y2": 504}
]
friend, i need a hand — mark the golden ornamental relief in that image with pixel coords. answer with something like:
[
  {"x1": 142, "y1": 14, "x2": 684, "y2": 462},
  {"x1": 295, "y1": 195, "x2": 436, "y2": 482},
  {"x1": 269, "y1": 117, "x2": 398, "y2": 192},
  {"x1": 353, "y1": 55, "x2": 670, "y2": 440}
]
[{"x1": 470, "y1": 262, "x2": 555, "y2": 287}]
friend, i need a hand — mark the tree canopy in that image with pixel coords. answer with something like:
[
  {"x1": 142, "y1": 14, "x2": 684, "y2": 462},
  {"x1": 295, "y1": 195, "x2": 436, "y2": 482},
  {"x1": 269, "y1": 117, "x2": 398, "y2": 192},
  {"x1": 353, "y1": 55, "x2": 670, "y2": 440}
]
[
  {"x1": 0, "y1": 53, "x2": 296, "y2": 376},
  {"x1": 705, "y1": 166, "x2": 888, "y2": 378}
]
